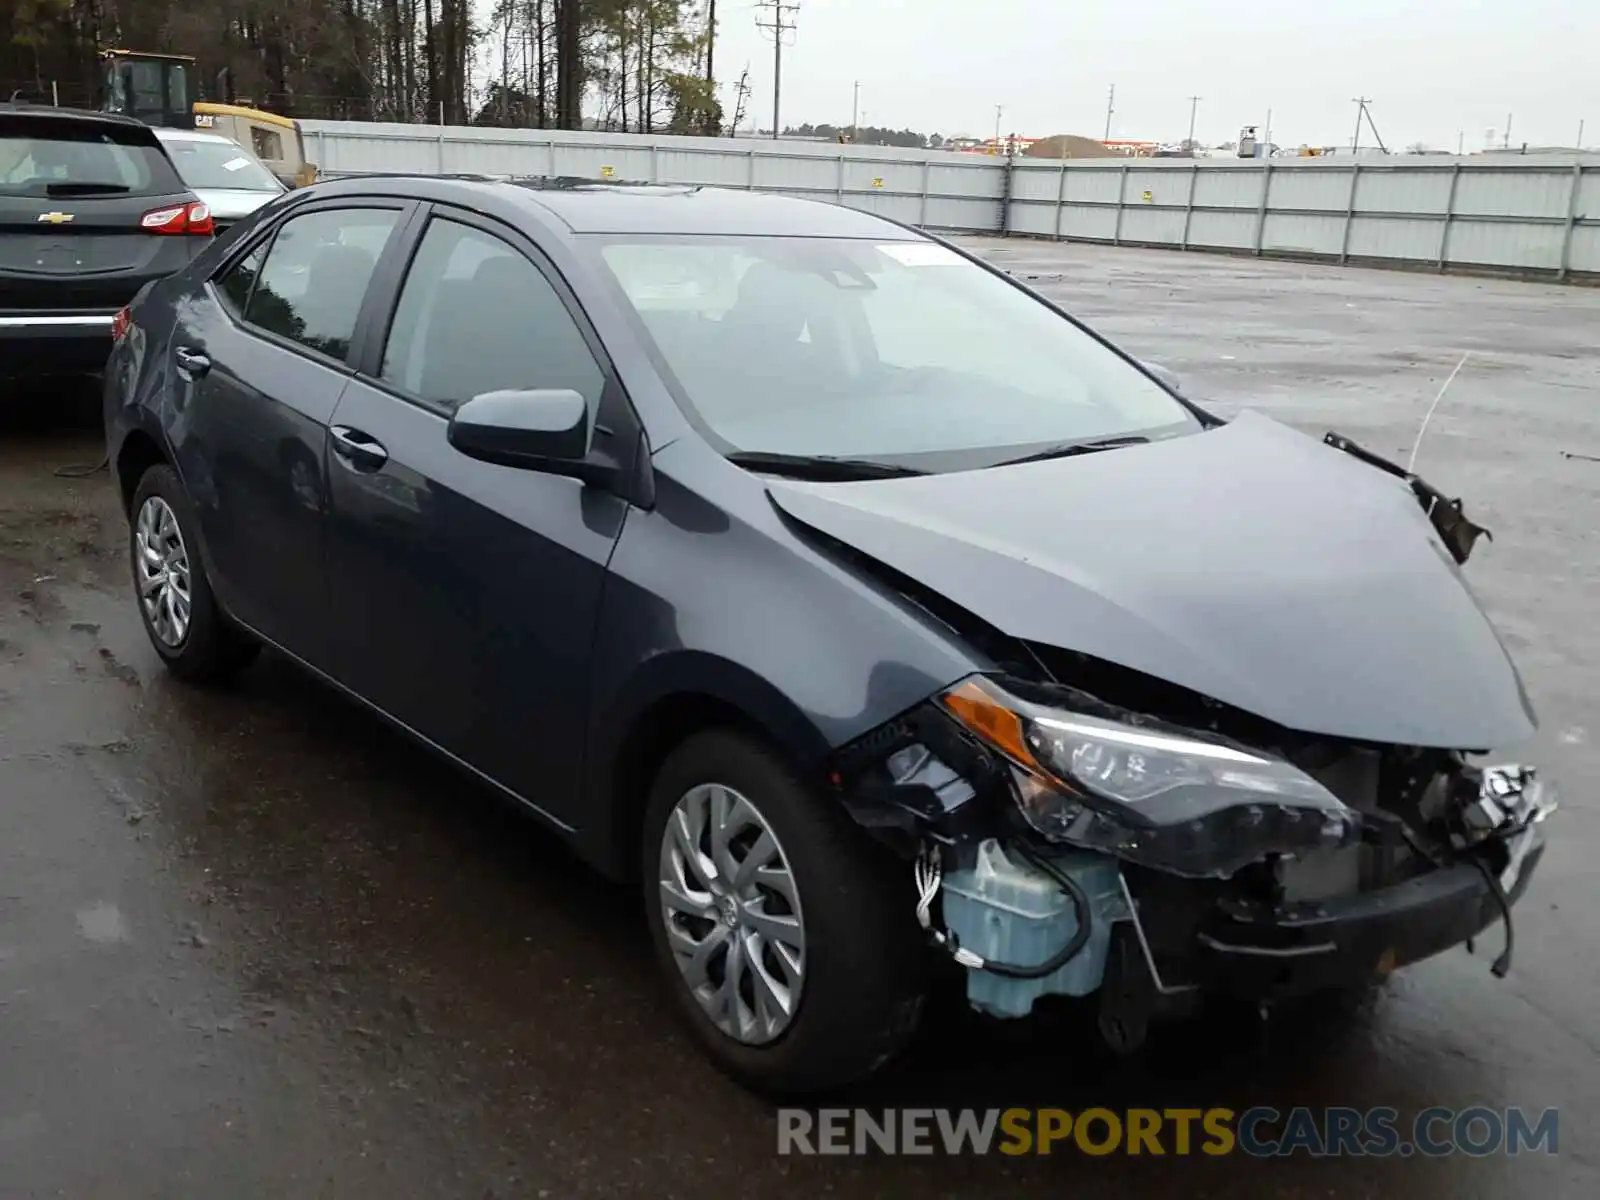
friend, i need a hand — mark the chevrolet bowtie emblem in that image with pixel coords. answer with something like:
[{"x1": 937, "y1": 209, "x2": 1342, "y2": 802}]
[{"x1": 36, "y1": 211, "x2": 75, "y2": 224}]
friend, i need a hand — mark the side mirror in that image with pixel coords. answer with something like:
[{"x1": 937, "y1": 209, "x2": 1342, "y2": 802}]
[
  {"x1": 447, "y1": 388, "x2": 592, "y2": 470},
  {"x1": 1139, "y1": 359, "x2": 1184, "y2": 395}
]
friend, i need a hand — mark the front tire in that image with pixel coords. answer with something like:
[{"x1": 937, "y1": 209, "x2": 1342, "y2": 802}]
[
  {"x1": 129, "y1": 464, "x2": 259, "y2": 683},
  {"x1": 642, "y1": 729, "x2": 927, "y2": 1095}
]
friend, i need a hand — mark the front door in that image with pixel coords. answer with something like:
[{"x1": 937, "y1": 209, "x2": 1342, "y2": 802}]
[
  {"x1": 324, "y1": 211, "x2": 631, "y2": 823},
  {"x1": 171, "y1": 201, "x2": 408, "y2": 670}
]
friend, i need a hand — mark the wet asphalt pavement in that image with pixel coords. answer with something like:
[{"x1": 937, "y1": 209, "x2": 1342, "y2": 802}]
[{"x1": 1, "y1": 242, "x2": 1597, "y2": 1197}]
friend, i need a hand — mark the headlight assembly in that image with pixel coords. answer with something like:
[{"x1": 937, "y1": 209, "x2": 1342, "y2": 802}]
[{"x1": 939, "y1": 676, "x2": 1360, "y2": 878}]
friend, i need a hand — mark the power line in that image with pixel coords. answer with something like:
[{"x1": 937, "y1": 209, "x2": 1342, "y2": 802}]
[{"x1": 755, "y1": 0, "x2": 799, "y2": 140}]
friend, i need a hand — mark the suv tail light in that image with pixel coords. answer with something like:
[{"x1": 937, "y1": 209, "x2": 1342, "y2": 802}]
[
  {"x1": 111, "y1": 307, "x2": 131, "y2": 341},
  {"x1": 140, "y1": 202, "x2": 214, "y2": 236}
]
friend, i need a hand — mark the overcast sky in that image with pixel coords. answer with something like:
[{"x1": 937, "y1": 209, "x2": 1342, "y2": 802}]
[{"x1": 710, "y1": 0, "x2": 1596, "y2": 149}]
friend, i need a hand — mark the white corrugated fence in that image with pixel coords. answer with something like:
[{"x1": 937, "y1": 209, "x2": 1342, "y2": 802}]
[{"x1": 301, "y1": 121, "x2": 1600, "y2": 282}]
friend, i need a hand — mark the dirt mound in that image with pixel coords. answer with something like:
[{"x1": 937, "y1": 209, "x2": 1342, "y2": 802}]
[{"x1": 1024, "y1": 134, "x2": 1117, "y2": 159}]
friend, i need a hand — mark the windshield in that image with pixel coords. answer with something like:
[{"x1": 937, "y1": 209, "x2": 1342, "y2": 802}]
[
  {"x1": 0, "y1": 117, "x2": 179, "y2": 197},
  {"x1": 588, "y1": 235, "x2": 1198, "y2": 469},
  {"x1": 159, "y1": 138, "x2": 281, "y2": 192}
]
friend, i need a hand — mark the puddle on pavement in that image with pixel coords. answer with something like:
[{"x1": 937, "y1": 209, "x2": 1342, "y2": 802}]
[{"x1": 75, "y1": 901, "x2": 129, "y2": 945}]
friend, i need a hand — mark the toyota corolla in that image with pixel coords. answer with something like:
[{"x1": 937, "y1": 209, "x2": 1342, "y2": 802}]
[{"x1": 103, "y1": 176, "x2": 1554, "y2": 1094}]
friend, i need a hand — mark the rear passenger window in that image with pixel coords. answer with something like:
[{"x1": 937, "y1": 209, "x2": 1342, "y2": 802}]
[
  {"x1": 380, "y1": 218, "x2": 603, "y2": 413},
  {"x1": 244, "y1": 208, "x2": 398, "y2": 362}
]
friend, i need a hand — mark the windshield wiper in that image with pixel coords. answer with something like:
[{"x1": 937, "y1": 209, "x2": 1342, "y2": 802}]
[
  {"x1": 726, "y1": 450, "x2": 927, "y2": 481},
  {"x1": 45, "y1": 181, "x2": 131, "y2": 196},
  {"x1": 992, "y1": 434, "x2": 1150, "y2": 468}
]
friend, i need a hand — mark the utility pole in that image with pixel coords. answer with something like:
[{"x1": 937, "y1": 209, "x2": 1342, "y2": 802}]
[
  {"x1": 704, "y1": 0, "x2": 716, "y2": 85},
  {"x1": 993, "y1": 104, "x2": 1003, "y2": 151},
  {"x1": 1264, "y1": 107, "x2": 1272, "y2": 155},
  {"x1": 755, "y1": 0, "x2": 799, "y2": 140},
  {"x1": 1503, "y1": 112, "x2": 1512, "y2": 150},
  {"x1": 1457, "y1": 130, "x2": 1465, "y2": 156},
  {"x1": 1186, "y1": 95, "x2": 1202, "y2": 148},
  {"x1": 1103, "y1": 83, "x2": 1115, "y2": 140},
  {"x1": 1352, "y1": 97, "x2": 1370, "y2": 154},
  {"x1": 1579, "y1": 119, "x2": 1586, "y2": 150},
  {"x1": 851, "y1": 79, "x2": 860, "y2": 142},
  {"x1": 556, "y1": 0, "x2": 582, "y2": 129},
  {"x1": 729, "y1": 64, "x2": 751, "y2": 136}
]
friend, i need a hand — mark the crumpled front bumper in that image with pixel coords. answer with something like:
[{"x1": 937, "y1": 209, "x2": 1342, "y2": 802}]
[
  {"x1": 1193, "y1": 828, "x2": 1547, "y2": 1000},
  {"x1": 1104, "y1": 767, "x2": 1554, "y2": 1018}
]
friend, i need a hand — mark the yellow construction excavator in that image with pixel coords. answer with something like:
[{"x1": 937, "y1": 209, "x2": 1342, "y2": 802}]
[{"x1": 97, "y1": 49, "x2": 318, "y2": 189}]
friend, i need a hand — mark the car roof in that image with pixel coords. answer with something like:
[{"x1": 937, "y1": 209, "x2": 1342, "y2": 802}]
[
  {"x1": 0, "y1": 103, "x2": 152, "y2": 132},
  {"x1": 306, "y1": 175, "x2": 924, "y2": 240},
  {"x1": 515, "y1": 181, "x2": 921, "y2": 238}
]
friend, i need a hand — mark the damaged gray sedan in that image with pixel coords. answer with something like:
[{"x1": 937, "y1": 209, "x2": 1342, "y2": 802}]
[{"x1": 105, "y1": 178, "x2": 1554, "y2": 1096}]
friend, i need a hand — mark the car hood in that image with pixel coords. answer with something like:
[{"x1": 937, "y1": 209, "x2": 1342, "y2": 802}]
[
  {"x1": 191, "y1": 188, "x2": 281, "y2": 220},
  {"x1": 765, "y1": 410, "x2": 1535, "y2": 749}
]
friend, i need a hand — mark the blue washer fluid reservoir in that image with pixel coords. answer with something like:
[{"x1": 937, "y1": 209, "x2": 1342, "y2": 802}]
[{"x1": 941, "y1": 839, "x2": 1129, "y2": 1019}]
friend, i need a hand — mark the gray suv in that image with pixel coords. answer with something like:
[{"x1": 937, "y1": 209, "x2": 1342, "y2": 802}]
[{"x1": 2, "y1": 104, "x2": 210, "y2": 381}]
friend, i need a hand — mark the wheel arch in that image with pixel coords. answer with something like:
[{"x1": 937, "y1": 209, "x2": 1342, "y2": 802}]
[
  {"x1": 115, "y1": 427, "x2": 170, "y2": 514},
  {"x1": 583, "y1": 652, "x2": 836, "y2": 881}
]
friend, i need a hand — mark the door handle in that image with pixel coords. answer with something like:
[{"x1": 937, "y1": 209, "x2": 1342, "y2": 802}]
[
  {"x1": 174, "y1": 347, "x2": 210, "y2": 377},
  {"x1": 330, "y1": 425, "x2": 388, "y2": 471}
]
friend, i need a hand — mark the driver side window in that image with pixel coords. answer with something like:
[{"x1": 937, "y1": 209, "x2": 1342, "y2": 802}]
[{"x1": 380, "y1": 217, "x2": 603, "y2": 416}]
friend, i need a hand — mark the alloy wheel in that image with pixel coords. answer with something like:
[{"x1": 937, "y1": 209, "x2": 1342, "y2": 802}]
[
  {"x1": 134, "y1": 495, "x2": 192, "y2": 647},
  {"x1": 658, "y1": 782, "x2": 807, "y2": 1045}
]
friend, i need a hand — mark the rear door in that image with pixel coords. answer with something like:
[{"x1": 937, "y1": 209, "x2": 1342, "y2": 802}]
[
  {"x1": 168, "y1": 200, "x2": 414, "y2": 671},
  {"x1": 0, "y1": 112, "x2": 203, "y2": 317}
]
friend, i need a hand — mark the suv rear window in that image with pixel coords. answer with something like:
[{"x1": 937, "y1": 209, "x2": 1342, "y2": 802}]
[{"x1": 0, "y1": 115, "x2": 184, "y2": 198}]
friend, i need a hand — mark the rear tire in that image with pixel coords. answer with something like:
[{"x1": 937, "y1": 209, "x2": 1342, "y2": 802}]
[
  {"x1": 642, "y1": 729, "x2": 927, "y2": 1096},
  {"x1": 129, "y1": 464, "x2": 259, "y2": 683}
]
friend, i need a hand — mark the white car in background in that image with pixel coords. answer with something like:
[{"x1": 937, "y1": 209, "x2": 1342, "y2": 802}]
[{"x1": 153, "y1": 127, "x2": 285, "y2": 235}]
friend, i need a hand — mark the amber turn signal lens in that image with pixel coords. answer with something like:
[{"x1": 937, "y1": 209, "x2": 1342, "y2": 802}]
[{"x1": 940, "y1": 677, "x2": 1039, "y2": 770}]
